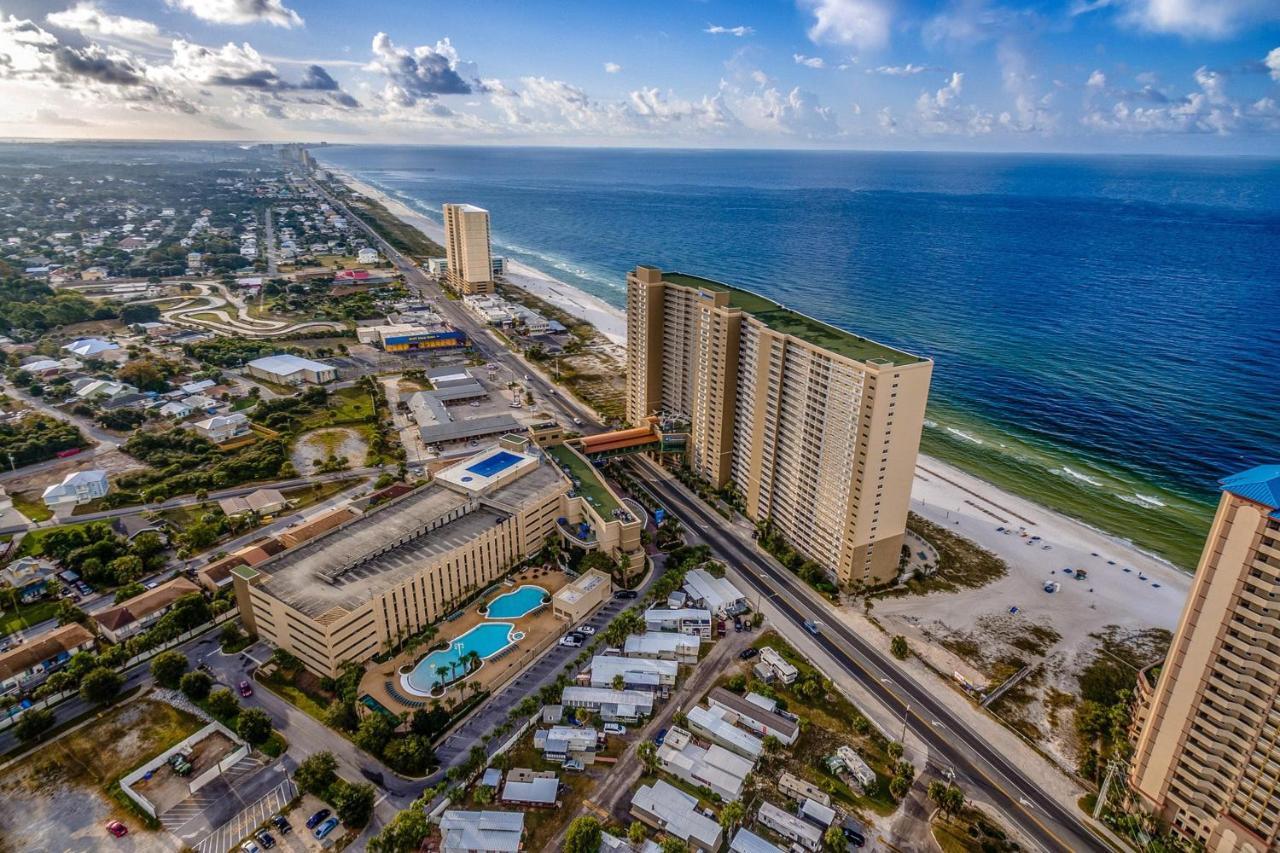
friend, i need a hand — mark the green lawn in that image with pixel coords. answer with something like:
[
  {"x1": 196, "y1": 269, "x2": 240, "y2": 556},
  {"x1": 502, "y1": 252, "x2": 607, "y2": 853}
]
[
  {"x1": 260, "y1": 669, "x2": 332, "y2": 724},
  {"x1": 16, "y1": 521, "x2": 96, "y2": 557},
  {"x1": 0, "y1": 598, "x2": 60, "y2": 638},
  {"x1": 11, "y1": 493, "x2": 53, "y2": 523},
  {"x1": 546, "y1": 444, "x2": 620, "y2": 515},
  {"x1": 300, "y1": 387, "x2": 374, "y2": 430}
]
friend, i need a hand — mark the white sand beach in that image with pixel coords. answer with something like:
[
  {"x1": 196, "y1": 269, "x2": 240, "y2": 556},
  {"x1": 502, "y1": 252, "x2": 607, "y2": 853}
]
[{"x1": 334, "y1": 167, "x2": 1193, "y2": 648}]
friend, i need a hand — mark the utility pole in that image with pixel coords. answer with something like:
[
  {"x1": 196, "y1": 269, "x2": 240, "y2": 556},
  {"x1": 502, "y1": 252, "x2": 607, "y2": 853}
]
[
  {"x1": 901, "y1": 702, "x2": 911, "y2": 745},
  {"x1": 1094, "y1": 759, "x2": 1125, "y2": 820}
]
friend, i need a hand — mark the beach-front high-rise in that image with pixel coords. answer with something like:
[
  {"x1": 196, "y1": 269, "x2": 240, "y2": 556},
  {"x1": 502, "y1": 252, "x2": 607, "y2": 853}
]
[
  {"x1": 625, "y1": 265, "x2": 932, "y2": 588},
  {"x1": 442, "y1": 203, "x2": 494, "y2": 295},
  {"x1": 1130, "y1": 465, "x2": 1280, "y2": 852}
]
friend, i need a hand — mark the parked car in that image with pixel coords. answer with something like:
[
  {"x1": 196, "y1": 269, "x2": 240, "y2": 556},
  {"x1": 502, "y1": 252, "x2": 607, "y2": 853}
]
[
  {"x1": 738, "y1": 648, "x2": 759, "y2": 660},
  {"x1": 314, "y1": 817, "x2": 340, "y2": 840},
  {"x1": 106, "y1": 821, "x2": 128, "y2": 838},
  {"x1": 305, "y1": 809, "x2": 331, "y2": 829},
  {"x1": 603, "y1": 722, "x2": 627, "y2": 736},
  {"x1": 653, "y1": 728, "x2": 668, "y2": 745},
  {"x1": 578, "y1": 625, "x2": 596, "y2": 635},
  {"x1": 254, "y1": 830, "x2": 275, "y2": 849},
  {"x1": 240, "y1": 843, "x2": 260, "y2": 853},
  {"x1": 614, "y1": 590, "x2": 638, "y2": 600},
  {"x1": 270, "y1": 815, "x2": 292, "y2": 835},
  {"x1": 558, "y1": 636, "x2": 581, "y2": 648},
  {"x1": 563, "y1": 758, "x2": 585, "y2": 772},
  {"x1": 238, "y1": 680, "x2": 254, "y2": 697}
]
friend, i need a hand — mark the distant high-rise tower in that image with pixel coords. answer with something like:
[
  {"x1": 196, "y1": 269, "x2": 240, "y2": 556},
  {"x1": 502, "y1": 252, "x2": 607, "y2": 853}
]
[
  {"x1": 625, "y1": 265, "x2": 932, "y2": 588},
  {"x1": 442, "y1": 203, "x2": 493, "y2": 295},
  {"x1": 1130, "y1": 465, "x2": 1280, "y2": 852}
]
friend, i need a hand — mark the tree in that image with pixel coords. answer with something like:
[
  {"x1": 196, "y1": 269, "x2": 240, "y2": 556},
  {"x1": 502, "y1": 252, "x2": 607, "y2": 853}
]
[
  {"x1": 611, "y1": 673, "x2": 625, "y2": 691},
  {"x1": 659, "y1": 838, "x2": 688, "y2": 853},
  {"x1": 564, "y1": 816, "x2": 603, "y2": 853},
  {"x1": 368, "y1": 806, "x2": 431, "y2": 853},
  {"x1": 627, "y1": 821, "x2": 647, "y2": 845},
  {"x1": 383, "y1": 733, "x2": 436, "y2": 775},
  {"x1": 180, "y1": 670, "x2": 213, "y2": 701},
  {"x1": 943, "y1": 785, "x2": 965, "y2": 819},
  {"x1": 14, "y1": 708, "x2": 55, "y2": 742},
  {"x1": 887, "y1": 740, "x2": 904, "y2": 760},
  {"x1": 207, "y1": 688, "x2": 240, "y2": 719},
  {"x1": 56, "y1": 599, "x2": 88, "y2": 626},
  {"x1": 330, "y1": 778, "x2": 376, "y2": 828},
  {"x1": 719, "y1": 800, "x2": 745, "y2": 831},
  {"x1": 295, "y1": 751, "x2": 338, "y2": 796},
  {"x1": 150, "y1": 649, "x2": 189, "y2": 688},
  {"x1": 890, "y1": 774, "x2": 912, "y2": 799},
  {"x1": 236, "y1": 707, "x2": 272, "y2": 745},
  {"x1": 890, "y1": 635, "x2": 910, "y2": 660},
  {"x1": 638, "y1": 740, "x2": 659, "y2": 774},
  {"x1": 80, "y1": 666, "x2": 123, "y2": 704},
  {"x1": 114, "y1": 582, "x2": 145, "y2": 603},
  {"x1": 354, "y1": 712, "x2": 395, "y2": 756},
  {"x1": 823, "y1": 825, "x2": 846, "y2": 852}
]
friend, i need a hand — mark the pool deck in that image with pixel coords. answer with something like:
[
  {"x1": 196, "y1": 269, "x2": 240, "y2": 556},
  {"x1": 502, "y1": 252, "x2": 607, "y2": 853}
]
[{"x1": 359, "y1": 565, "x2": 571, "y2": 717}]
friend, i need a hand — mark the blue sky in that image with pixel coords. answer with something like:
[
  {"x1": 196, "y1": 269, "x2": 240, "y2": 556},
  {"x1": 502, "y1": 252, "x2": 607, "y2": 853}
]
[{"x1": 1, "y1": 0, "x2": 1278, "y2": 152}]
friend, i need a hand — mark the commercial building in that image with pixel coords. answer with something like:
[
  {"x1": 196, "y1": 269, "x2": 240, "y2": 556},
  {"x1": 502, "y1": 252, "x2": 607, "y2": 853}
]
[
  {"x1": 443, "y1": 203, "x2": 494, "y2": 295},
  {"x1": 624, "y1": 265, "x2": 932, "y2": 587},
  {"x1": 1129, "y1": 465, "x2": 1280, "y2": 852},
  {"x1": 0, "y1": 623, "x2": 95, "y2": 695},
  {"x1": 630, "y1": 779, "x2": 723, "y2": 852},
  {"x1": 439, "y1": 810, "x2": 524, "y2": 853},
  {"x1": 42, "y1": 469, "x2": 109, "y2": 511},
  {"x1": 94, "y1": 577, "x2": 202, "y2": 643},
  {"x1": 356, "y1": 322, "x2": 467, "y2": 352},
  {"x1": 708, "y1": 686, "x2": 800, "y2": 745},
  {"x1": 551, "y1": 569, "x2": 613, "y2": 622},
  {"x1": 246, "y1": 354, "x2": 336, "y2": 385}
]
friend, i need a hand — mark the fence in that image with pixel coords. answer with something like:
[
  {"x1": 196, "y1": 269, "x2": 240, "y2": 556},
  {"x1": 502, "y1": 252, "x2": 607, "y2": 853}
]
[
  {"x1": 119, "y1": 720, "x2": 244, "y2": 817},
  {"x1": 189, "y1": 742, "x2": 249, "y2": 795}
]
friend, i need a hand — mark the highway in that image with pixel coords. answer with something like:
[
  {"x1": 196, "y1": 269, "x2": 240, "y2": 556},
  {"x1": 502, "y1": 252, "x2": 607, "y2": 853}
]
[{"x1": 629, "y1": 457, "x2": 1107, "y2": 853}]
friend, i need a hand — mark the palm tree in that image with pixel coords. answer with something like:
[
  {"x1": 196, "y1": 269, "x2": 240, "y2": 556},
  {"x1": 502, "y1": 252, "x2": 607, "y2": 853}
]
[
  {"x1": 465, "y1": 651, "x2": 482, "y2": 673},
  {"x1": 435, "y1": 665, "x2": 450, "y2": 686}
]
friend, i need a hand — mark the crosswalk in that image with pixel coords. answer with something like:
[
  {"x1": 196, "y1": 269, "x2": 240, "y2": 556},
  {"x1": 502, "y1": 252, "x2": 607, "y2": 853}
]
[{"x1": 194, "y1": 778, "x2": 297, "y2": 853}]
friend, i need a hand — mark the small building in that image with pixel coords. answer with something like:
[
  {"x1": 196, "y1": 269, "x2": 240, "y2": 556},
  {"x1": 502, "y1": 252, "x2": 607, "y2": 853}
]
[
  {"x1": 500, "y1": 771, "x2": 559, "y2": 807},
  {"x1": 197, "y1": 554, "x2": 247, "y2": 592},
  {"x1": 561, "y1": 686, "x2": 654, "y2": 722},
  {"x1": 643, "y1": 606, "x2": 712, "y2": 638},
  {"x1": 0, "y1": 557, "x2": 58, "y2": 603},
  {"x1": 730, "y1": 828, "x2": 786, "y2": 853},
  {"x1": 657, "y1": 727, "x2": 755, "y2": 802},
  {"x1": 551, "y1": 569, "x2": 612, "y2": 622},
  {"x1": 357, "y1": 247, "x2": 379, "y2": 265},
  {"x1": 686, "y1": 703, "x2": 765, "y2": 760},
  {"x1": 62, "y1": 337, "x2": 119, "y2": 358},
  {"x1": 758, "y1": 801, "x2": 823, "y2": 851},
  {"x1": 0, "y1": 623, "x2": 95, "y2": 695},
  {"x1": 246, "y1": 354, "x2": 336, "y2": 386},
  {"x1": 192, "y1": 412, "x2": 250, "y2": 444},
  {"x1": 589, "y1": 655, "x2": 678, "y2": 693},
  {"x1": 74, "y1": 379, "x2": 135, "y2": 401},
  {"x1": 829, "y1": 745, "x2": 877, "y2": 791},
  {"x1": 439, "y1": 810, "x2": 524, "y2": 853},
  {"x1": 759, "y1": 647, "x2": 798, "y2": 684},
  {"x1": 93, "y1": 577, "x2": 202, "y2": 643},
  {"x1": 218, "y1": 488, "x2": 288, "y2": 518},
  {"x1": 534, "y1": 726, "x2": 599, "y2": 765},
  {"x1": 159, "y1": 400, "x2": 192, "y2": 419},
  {"x1": 601, "y1": 832, "x2": 663, "y2": 853},
  {"x1": 630, "y1": 780, "x2": 723, "y2": 853},
  {"x1": 800, "y1": 797, "x2": 838, "y2": 828},
  {"x1": 779, "y1": 771, "x2": 831, "y2": 807},
  {"x1": 42, "y1": 470, "x2": 109, "y2": 511},
  {"x1": 683, "y1": 567, "x2": 747, "y2": 616},
  {"x1": 707, "y1": 687, "x2": 800, "y2": 745},
  {"x1": 624, "y1": 631, "x2": 700, "y2": 663}
]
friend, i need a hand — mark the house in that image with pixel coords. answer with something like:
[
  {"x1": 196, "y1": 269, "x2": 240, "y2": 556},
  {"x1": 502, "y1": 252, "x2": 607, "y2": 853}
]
[
  {"x1": 707, "y1": 687, "x2": 800, "y2": 745},
  {"x1": 197, "y1": 554, "x2": 247, "y2": 592},
  {"x1": 624, "y1": 631, "x2": 700, "y2": 663},
  {"x1": 500, "y1": 769, "x2": 559, "y2": 807},
  {"x1": 657, "y1": 727, "x2": 755, "y2": 802},
  {"x1": 0, "y1": 623, "x2": 95, "y2": 695},
  {"x1": 246, "y1": 354, "x2": 336, "y2": 385},
  {"x1": 42, "y1": 470, "x2": 109, "y2": 511},
  {"x1": 759, "y1": 647, "x2": 798, "y2": 684},
  {"x1": 799, "y1": 798, "x2": 838, "y2": 829},
  {"x1": 93, "y1": 577, "x2": 202, "y2": 643},
  {"x1": 534, "y1": 726, "x2": 599, "y2": 764},
  {"x1": 561, "y1": 686, "x2": 654, "y2": 722},
  {"x1": 602, "y1": 832, "x2": 663, "y2": 853},
  {"x1": 438, "y1": 810, "x2": 524, "y2": 853},
  {"x1": 357, "y1": 247, "x2": 379, "y2": 264},
  {"x1": 829, "y1": 745, "x2": 877, "y2": 791},
  {"x1": 218, "y1": 488, "x2": 288, "y2": 518},
  {"x1": 630, "y1": 780, "x2": 723, "y2": 853},
  {"x1": 192, "y1": 412, "x2": 250, "y2": 444},
  {"x1": 159, "y1": 401, "x2": 192, "y2": 419},
  {"x1": 643, "y1": 606, "x2": 712, "y2": 638},
  {"x1": 110, "y1": 516, "x2": 168, "y2": 543},
  {"x1": 589, "y1": 655, "x2": 679, "y2": 693},
  {"x1": 686, "y1": 704, "x2": 765, "y2": 760},
  {"x1": 730, "y1": 828, "x2": 786, "y2": 853},
  {"x1": 757, "y1": 801, "x2": 823, "y2": 851},
  {"x1": 682, "y1": 568, "x2": 747, "y2": 616},
  {"x1": 62, "y1": 338, "x2": 119, "y2": 358},
  {"x1": 181, "y1": 394, "x2": 220, "y2": 413},
  {"x1": 0, "y1": 557, "x2": 58, "y2": 602},
  {"x1": 74, "y1": 379, "x2": 136, "y2": 401},
  {"x1": 180, "y1": 379, "x2": 217, "y2": 395},
  {"x1": 778, "y1": 772, "x2": 831, "y2": 807}
]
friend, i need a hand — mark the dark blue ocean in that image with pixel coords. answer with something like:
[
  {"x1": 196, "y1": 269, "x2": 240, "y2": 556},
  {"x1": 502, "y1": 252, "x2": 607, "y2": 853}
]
[{"x1": 316, "y1": 145, "x2": 1280, "y2": 568}]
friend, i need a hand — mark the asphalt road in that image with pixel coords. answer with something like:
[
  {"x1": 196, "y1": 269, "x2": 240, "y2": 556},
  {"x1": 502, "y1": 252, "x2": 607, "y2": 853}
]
[{"x1": 629, "y1": 457, "x2": 1107, "y2": 853}]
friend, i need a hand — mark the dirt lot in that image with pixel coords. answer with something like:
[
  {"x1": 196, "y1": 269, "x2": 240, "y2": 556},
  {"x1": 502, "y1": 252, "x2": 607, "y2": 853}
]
[
  {"x1": 8, "y1": 447, "x2": 147, "y2": 495},
  {"x1": 133, "y1": 729, "x2": 240, "y2": 816},
  {"x1": 290, "y1": 427, "x2": 368, "y2": 472},
  {"x1": 0, "y1": 697, "x2": 204, "y2": 852}
]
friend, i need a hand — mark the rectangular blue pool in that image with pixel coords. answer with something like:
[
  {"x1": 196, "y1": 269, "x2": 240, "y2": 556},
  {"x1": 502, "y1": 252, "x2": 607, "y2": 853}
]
[{"x1": 465, "y1": 450, "x2": 523, "y2": 478}]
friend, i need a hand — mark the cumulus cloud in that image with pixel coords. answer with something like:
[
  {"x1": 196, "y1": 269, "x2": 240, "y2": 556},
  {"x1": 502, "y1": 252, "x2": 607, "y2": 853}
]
[
  {"x1": 46, "y1": 2, "x2": 160, "y2": 42},
  {"x1": 367, "y1": 33, "x2": 472, "y2": 107},
  {"x1": 603, "y1": 61, "x2": 621, "y2": 73},
  {"x1": 997, "y1": 42, "x2": 1056, "y2": 132},
  {"x1": 1091, "y1": 0, "x2": 1280, "y2": 39},
  {"x1": 1081, "y1": 64, "x2": 1279, "y2": 134},
  {"x1": 794, "y1": 53, "x2": 825, "y2": 68},
  {"x1": 704, "y1": 25, "x2": 753, "y2": 36},
  {"x1": 1087, "y1": 69, "x2": 1107, "y2": 89},
  {"x1": 164, "y1": 0, "x2": 303, "y2": 29},
  {"x1": 800, "y1": 0, "x2": 891, "y2": 52},
  {"x1": 152, "y1": 39, "x2": 358, "y2": 107},
  {"x1": 913, "y1": 71, "x2": 999, "y2": 135},
  {"x1": 736, "y1": 84, "x2": 840, "y2": 138},
  {"x1": 1266, "y1": 47, "x2": 1280, "y2": 81},
  {"x1": 867, "y1": 63, "x2": 935, "y2": 76}
]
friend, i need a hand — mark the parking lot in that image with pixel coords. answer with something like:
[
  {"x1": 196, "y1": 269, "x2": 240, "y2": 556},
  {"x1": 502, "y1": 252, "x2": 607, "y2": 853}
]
[{"x1": 193, "y1": 778, "x2": 298, "y2": 853}]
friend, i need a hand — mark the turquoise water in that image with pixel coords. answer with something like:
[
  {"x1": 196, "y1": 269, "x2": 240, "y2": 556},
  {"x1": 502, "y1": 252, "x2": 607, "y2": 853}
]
[
  {"x1": 403, "y1": 622, "x2": 517, "y2": 694},
  {"x1": 466, "y1": 450, "x2": 523, "y2": 478},
  {"x1": 485, "y1": 585, "x2": 548, "y2": 619}
]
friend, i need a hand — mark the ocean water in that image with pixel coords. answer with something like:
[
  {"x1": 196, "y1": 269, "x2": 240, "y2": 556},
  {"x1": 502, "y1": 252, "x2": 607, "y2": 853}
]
[{"x1": 316, "y1": 145, "x2": 1280, "y2": 570}]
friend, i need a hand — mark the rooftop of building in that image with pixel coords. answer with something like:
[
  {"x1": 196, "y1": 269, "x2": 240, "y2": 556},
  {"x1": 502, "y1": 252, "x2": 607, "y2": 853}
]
[
  {"x1": 1221, "y1": 465, "x2": 1280, "y2": 519},
  {"x1": 246, "y1": 353, "x2": 333, "y2": 375},
  {"x1": 545, "y1": 443, "x2": 621, "y2": 514},
  {"x1": 661, "y1": 271, "x2": 925, "y2": 367}
]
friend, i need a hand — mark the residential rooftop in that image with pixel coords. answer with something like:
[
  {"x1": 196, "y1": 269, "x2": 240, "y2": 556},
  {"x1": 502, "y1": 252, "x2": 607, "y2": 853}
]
[{"x1": 662, "y1": 271, "x2": 925, "y2": 367}]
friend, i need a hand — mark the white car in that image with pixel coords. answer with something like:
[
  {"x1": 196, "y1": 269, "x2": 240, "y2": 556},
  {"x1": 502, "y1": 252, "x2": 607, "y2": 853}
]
[
  {"x1": 603, "y1": 723, "x2": 627, "y2": 736},
  {"x1": 558, "y1": 636, "x2": 581, "y2": 648},
  {"x1": 577, "y1": 626, "x2": 596, "y2": 636}
]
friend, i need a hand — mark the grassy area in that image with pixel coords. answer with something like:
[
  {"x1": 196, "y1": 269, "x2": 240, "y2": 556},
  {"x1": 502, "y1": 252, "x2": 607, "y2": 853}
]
[
  {"x1": 11, "y1": 492, "x2": 52, "y2": 523},
  {"x1": 0, "y1": 599, "x2": 60, "y2": 638},
  {"x1": 931, "y1": 808, "x2": 1020, "y2": 853},
  {"x1": 16, "y1": 521, "x2": 95, "y2": 557},
  {"x1": 876, "y1": 512, "x2": 1009, "y2": 597},
  {"x1": 300, "y1": 386, "x2": 374, "y2": 430},
  {"x1": 259, "y1": 669, "x2": 332, "y2": 725},
  {"x1": 337, "y1": 190, "x2": 444, "y2": 261},
  {"x1": 546, "y1": 444, "x2": 620, "y2": 515}
]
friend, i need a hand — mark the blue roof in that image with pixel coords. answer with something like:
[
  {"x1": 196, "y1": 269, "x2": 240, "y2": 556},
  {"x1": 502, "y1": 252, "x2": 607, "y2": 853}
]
[{"x1": 1220, "y1": 465, "x2": 1280, "y2": 519}]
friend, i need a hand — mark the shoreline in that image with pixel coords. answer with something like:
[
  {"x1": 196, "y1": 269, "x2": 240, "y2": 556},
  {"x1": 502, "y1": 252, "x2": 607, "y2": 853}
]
[{"x1": 328, "y1": 165, "x2": 1191, "y2": 632}]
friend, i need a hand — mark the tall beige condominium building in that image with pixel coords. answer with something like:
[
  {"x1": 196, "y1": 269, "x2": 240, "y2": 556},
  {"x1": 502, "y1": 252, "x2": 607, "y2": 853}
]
[
  {"x1": 1130, "y1": 465, "x2": 1280, "y2": 853},
  {"x1": 442, "y1": 203, "x2": 494, "y2": 295},
  {"x1": 625, "y1": 265, "x2": 932, "y2": 587}
]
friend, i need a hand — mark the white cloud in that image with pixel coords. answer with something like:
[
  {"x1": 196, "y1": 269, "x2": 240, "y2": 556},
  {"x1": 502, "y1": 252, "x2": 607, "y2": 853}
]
[
  {"x1": 868, "y1": 63, "x2": 934, "y2": 76},
  {"x1": 604, "y1": 62, "x2": 621, "y2": 74},
  {"x1": 1081, "y1": 64, "x2": 1279, "y2": 134},
  {"x1": 1265, "y1": 47, "x2": 1280, "y2": 81},
  {"x1": 164, "y1": 0, "x2": 303, "y2": 29},
  {"x1": 794, "y1": 53, "x2": 826, "y2": 68},
  {"x1": 800, "y1": 0, "x2": 892, "y2": 52},
  {"x1": 1087, "y1": 69, "x2": 1107, "y2": 89},
  {"x1": 46, "y1": 3, "x2": 161, "y2": 41},
  {"x1": 914, "y1": 71, "x2": 998, "y2": 135},
  {"x1": 1117, "y1": 0, "x2": 1280, "y2": 39},
  {"x1": 736, "y1": 84, "x2": 840, "y2": 138},
  {"x1": 704, "y1": 24, "x2": 753, "y2": 37},
  {"x1": 366, "y1": 33, "x2": 473, "y2": 106}
]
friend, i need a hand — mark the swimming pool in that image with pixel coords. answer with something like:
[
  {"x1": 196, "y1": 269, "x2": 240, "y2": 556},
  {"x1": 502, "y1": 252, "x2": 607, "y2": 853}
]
[
  {"x1": 465, "y1": 450, "x2": 523, "y2": 479},
  {"x1": 485, "y1": 584, "x2": 549, "y2": 619},
  {"x1": 401, "y1": 622, "x2": 522, "y2": 696}
]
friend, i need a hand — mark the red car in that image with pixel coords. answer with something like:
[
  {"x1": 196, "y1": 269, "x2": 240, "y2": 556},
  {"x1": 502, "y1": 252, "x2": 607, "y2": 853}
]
[
  {"x1": 238, "y1": 680, "x2": 254, "y2": 697},
  {"x1": 106, "y1": 821, "x2": 128, "y2": 838}
]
